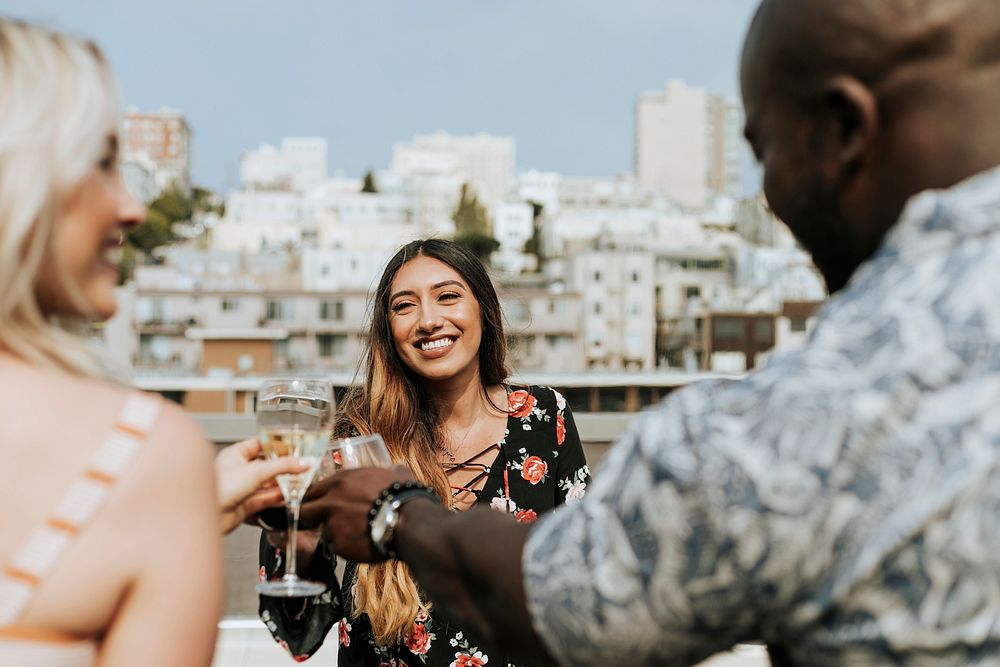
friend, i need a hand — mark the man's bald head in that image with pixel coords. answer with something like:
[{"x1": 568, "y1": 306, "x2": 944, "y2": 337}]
[
  {"x1": 740, "y1": 0, "x2": 1000, "y2": 293},
  {"x1": 746, "y1": 0, "x2": 999, "y2": 106}
]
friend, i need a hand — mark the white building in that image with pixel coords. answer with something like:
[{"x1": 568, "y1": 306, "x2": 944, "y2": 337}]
[
  {"x1": 391, "y1": 131, "x2": 515, "y2": 210},
  {"x1": 636, "y1": 80, "x2": 709, "y2": 209},
  {"x1": 240, "y1": 137, "x2": 328, "y2": 192},
  {"x1": 566, "y1": 238, "x2": 656, "y2": 370},
  {"x1": 706, "y1": 94, "x2": 745, "y2": 201},
  {"x1": 491, "y1": 201, "x2": 535, "y2": 274},
  {"x1": 225, "y1": 190, "x2": 303, "y2": 224},
  {"x1": 120, "y1": 153, "x2": 159, "y2": 203},
  {"x1": 515, "y1": 170, "x2": 560, "y2": 216},
  {"x1": 635, "y1": 80, "x2": 745, "y2": 209}
]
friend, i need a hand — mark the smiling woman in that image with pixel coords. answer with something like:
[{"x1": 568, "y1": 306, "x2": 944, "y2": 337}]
[{"x1": 258, "y1": 239, "x2": 591, "y2": 666}]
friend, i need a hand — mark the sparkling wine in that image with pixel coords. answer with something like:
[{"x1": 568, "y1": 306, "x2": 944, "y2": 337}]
[
  {"x1": 259, "y1": 427, "x2": 329, "y2": 500},
  {"x1": 255, "y1": 379, "x2": 334, "y2": 598}
]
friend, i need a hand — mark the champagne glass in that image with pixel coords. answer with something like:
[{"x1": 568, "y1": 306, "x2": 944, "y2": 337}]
[
  {"x1": 255, "y1": 378, "x2": 333, "y2": 597},
  {"x1": 316, "y1": 433, "x2": 393, "y2": 480}
]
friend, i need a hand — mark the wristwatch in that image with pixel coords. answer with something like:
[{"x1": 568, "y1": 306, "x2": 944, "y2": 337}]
[{"x1": 368, "y1": 482, "x2": 439, "y2": 559}]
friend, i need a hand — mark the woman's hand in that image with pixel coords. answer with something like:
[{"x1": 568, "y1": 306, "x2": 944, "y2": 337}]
[{"x1": 215, "y1": 438, "x2": 311, "y2": 534}]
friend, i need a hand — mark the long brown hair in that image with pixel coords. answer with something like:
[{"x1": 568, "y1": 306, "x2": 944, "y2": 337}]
[{"x1": 337, "y1": 239, "x2": 509, "y2": 645}]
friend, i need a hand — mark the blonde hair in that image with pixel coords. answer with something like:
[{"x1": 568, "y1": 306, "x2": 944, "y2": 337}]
[
  {"x1": 0, "y1": 19, "x2": 121, "y2": 378},
  {"x1": 338, "y1": 240, "x2": 510, "y2": 646}
]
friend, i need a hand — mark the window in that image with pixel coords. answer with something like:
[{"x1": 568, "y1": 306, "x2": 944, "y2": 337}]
[
  {"x1": 593, "y1": 270, "x2": 602, "y2": 282},
  {"x1": 631, "y1": 271, "x2": 641, "y2": 283},
  {"x1": 138, "y1": 334, "x2": 171, "y2": 363},
  {"x1": 790, "y1": 317, "x2": 808, "y2": 332},
  {"x1": 265, "y1": 298, "x2": 292, "y2": 320},
  {"x1": 754, "y1": 318, "x2": 774, "y2": 342},
  {"x1": 685, "y1": 286, "x2": 701, "y2": 300},
  {"x1": 221, "y1": 298, "x2": 240, "y2": 312},
  {"x1": 319, "y1": 300, "x2": 344, "y2": 321},
  {"x1": 680, "y1": 259, "x2": 724, "y2": 271},
  {"x1": 503, "y1": 300, "x2": 530, "y2": 323},
  {"x1": 714, "y1": 317, "x2": 743, "y2": 341},
  {"x1": 545, "y1": 334, "x2": 572, "y2": 350},
  {"x1": 593, "y1": 302, "x2": 602, "y2": 315},
  {"x1": 548, "y1": 299, "x2": 568, "y2": 316},
  {"x1": 317, "y1": 334, "x2": 346, "y2": 358},
  {"x1": 560, "y1": 387, "x2": 590, "y2": 413},
  {"x1": 598, "y1": 387, "x2": 627, "y2": 412},
  {"x1": 505, "y1": 334, "x2": 536, "y2": 359},
  {"x1": 629, "y1": 301, "x2": 642, "y2": 316}
]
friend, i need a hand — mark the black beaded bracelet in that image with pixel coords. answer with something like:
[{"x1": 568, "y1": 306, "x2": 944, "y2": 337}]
[{"x1": 367, "y1": 481, "x2": 439, "y2": 559}]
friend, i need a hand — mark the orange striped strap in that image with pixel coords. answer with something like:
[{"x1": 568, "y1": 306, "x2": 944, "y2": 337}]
[
  {"x1": 0, "y1": 392, "x2": 161, "y2": 627},
  {"x1": 2, "y1": 567, "x2": 40, "y2": 588},
  {"x1": 0, "y1": 625, "x2": 87, "y2": 645}
]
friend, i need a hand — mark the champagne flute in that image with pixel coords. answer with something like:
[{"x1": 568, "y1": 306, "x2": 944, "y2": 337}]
[
  {"x1": 316, "y1": 433, "x2": 393, "y2": 480},
  {"x1": 255, "y1": 378, "x2": 333, "y2": 597}
]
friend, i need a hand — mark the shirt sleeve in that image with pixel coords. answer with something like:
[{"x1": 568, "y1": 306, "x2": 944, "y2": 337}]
[
  {"x1": 550, "y1": 389, "x2": 591, "y2": 507},
  {"x1": 521, "y1": 375, "x2": 822, "y2": 667},
  {"x1": 258, "y1": 533, "x2": 344, "y2": 659}
]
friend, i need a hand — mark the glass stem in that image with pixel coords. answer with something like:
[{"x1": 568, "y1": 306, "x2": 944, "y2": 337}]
[{"x1": 284, "y1": 499, "x2": 301, "y2": 580}]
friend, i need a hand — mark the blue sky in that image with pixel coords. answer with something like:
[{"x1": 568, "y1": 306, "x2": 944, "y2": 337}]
[{"x1": 4, "y1": 1, "x2": 761, "y2": 193}]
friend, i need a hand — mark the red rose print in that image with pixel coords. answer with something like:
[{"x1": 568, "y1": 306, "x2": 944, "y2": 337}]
[
  {"x1": 508, "y1": 390, "x2": 537, "y2": 418},
  {"x1": 515, "y1": 508, "x2": 538, "y2": 523},
  {"x1": 555, "y1": 414, "x2": 566, "y2": 445},
  {"x1": 521, "y1": 455, "x2": 547, "y2": 484},
  {"x1": 258, "y1": 566, "x2": 267, "y2": 582},
  {"x1": 405, "y1": 621, "x2": 433, "y2": 654},
  {"x1": 339, "y1": 619, "x2": 351, "y2": 647},
  {"x1": 454, "y1": 653, "x2": 488, "y2": 667}
]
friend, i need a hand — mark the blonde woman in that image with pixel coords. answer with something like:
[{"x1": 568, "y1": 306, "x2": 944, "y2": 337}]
[
  {"x1": 0, "y1": 20, "x2": 299, "y2": 666},
  {"x1": 259, "y1": 239, "x2": 590, "y2": 665}
]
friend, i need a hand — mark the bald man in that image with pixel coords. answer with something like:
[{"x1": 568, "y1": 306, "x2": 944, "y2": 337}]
[{"x1": 292, "y1": 1, "x2": 1000, "y2": 665}]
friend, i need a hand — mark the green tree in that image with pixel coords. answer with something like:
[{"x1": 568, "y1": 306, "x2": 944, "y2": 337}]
[
  {"x1": 523, "y1": 200, "x2": 544, "y2": 260},
  {"x1": 452, "y1": 183, "x2": 499, "y2": 263},
  {"x1": 119, "y1": 184, "x2": 203, "y2": 282},
  {"x1": 126, "y1": 206, "x2": 174, "y2": 258},
  {"x1": 192, "y1": 186, "x2": 224, "y2": 215},
  {"x1": 149, "y1": 185, "x2": 193, "y2": 224},
  {"x1": 361, "y1": 170, "x2": 379, "y2": 194}
]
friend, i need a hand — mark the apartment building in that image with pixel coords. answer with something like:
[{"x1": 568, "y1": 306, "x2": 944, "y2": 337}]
[{"x1": 122, "y1": 107, "x2": 191, "y2": 192}]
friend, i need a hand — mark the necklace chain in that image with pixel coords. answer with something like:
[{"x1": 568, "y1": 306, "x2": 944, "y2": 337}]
[{"x1": 441, "y1": 410, "x2": 483, "y2": 464}]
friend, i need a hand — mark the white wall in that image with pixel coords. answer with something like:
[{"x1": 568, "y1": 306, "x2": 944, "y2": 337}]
[{"x1": 636, "y1": 80, "x2": 709, "y2": 209}]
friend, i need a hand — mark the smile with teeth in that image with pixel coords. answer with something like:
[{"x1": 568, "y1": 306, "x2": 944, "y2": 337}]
[{"x1": 420, "y1": 337, "x2": 455, "y2": 352}]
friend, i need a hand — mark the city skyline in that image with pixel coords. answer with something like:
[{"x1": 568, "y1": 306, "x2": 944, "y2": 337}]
[{"x1": 5, "y1": 0, "x2": 761, "y2": 193}]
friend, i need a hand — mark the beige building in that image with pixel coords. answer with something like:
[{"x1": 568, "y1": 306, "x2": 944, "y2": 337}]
[{"x1": 635, "y1": 80, "x2": 744, "y2": 209}]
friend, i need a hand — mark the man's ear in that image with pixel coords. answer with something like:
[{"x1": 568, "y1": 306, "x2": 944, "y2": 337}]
[{"x1": 820, "y1": 74, "x2": 880, "y2": 176}]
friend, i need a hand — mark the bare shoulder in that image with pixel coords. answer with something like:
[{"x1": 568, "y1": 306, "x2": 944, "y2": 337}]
[{"x1": 123, "y1": 396, "x2": 215, "y2": 500}]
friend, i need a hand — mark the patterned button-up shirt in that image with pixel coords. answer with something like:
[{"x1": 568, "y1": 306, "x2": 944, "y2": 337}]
[{"x1": 523, "y1": 166, "x2": 1000, "y2": 667}]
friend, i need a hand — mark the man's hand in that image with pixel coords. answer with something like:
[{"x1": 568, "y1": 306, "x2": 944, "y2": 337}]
[
  {"x1": 215, "y1": 438, "x2": 311, "y2": 534},
  {"x1": 298, "y1": 465, "x2": 415, "y2": 562}
]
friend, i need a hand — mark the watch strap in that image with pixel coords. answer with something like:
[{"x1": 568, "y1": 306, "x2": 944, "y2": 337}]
[{"x1": 368, "y1": 481, "x2": 439, "y2": 559}]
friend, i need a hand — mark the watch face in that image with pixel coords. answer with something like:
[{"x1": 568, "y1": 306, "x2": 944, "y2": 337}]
[
  {"x1": 371, "y1": 516, "x2": 387, "y2": 545},
  {"x1": 371, "y1": 502, "x2": 399, "y2": 553}
]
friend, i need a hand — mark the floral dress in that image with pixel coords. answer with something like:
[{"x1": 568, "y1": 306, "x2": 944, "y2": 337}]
[{"x1": 259, "y1": 385, "x2": 590, "y2": 667}]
